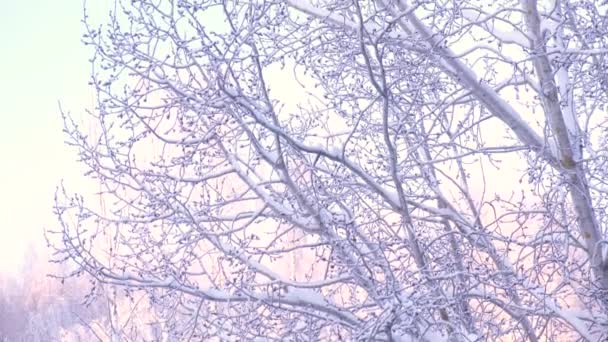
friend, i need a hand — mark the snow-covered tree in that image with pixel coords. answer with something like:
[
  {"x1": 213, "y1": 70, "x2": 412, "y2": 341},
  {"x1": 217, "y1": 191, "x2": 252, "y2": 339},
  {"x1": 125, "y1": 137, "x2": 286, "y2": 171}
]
[{"x1": 53, "y1": 0, "x2": 608, "y2": 340}]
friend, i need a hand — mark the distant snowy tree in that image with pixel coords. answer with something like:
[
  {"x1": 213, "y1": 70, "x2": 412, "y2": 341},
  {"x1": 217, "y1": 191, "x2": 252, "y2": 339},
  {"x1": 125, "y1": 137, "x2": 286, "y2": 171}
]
[
  {"x1": 0, "y1": 244, "x2": 162, "y2": 341},
  {"x1": 53, "y1": 0, "x2": 608, "y2": 340}
]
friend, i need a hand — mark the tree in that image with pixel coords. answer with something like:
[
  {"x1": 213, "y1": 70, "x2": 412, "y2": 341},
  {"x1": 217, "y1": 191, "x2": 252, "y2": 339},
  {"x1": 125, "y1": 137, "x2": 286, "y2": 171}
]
[{"x1": 52, "y1": 0, "x2": 608, "y2": 340}]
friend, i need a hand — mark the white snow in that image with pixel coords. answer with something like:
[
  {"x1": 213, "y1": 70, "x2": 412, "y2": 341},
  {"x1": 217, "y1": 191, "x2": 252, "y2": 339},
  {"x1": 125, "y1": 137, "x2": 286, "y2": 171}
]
[
  {"x1": 284, "y1": 287, "x2": 327, "y2": 307},
  {"x1": 460, "y1": 9, "x2": 531, "y2": 48}
]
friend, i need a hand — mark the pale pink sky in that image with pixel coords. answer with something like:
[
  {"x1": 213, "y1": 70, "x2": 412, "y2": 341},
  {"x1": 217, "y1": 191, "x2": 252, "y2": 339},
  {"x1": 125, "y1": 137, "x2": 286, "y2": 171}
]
[{"x1": 0, "y1": 2, "x2": 108, "y2": 272}]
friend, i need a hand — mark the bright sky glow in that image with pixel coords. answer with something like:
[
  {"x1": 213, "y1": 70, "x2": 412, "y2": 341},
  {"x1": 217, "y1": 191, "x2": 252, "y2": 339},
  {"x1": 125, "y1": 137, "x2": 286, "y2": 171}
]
[{"x1": 0, "y1": 1, "x2": 95, "y2": 272}]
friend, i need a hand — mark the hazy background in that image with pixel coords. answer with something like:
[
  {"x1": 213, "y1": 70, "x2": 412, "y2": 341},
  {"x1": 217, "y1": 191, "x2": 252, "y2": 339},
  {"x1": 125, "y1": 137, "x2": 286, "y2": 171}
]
[
  {"x1": 0, "y1": 1, "x2": 95, "y2": 272},
  {"x1": 0, "y1": 3, "x2": 150, "y2": 338}
]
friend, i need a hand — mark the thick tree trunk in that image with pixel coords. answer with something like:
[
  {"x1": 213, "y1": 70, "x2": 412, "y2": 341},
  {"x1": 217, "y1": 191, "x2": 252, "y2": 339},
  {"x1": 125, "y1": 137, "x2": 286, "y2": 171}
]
[{"x1": 521, "y1": 0, "x2": 608, "y2": 293}]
